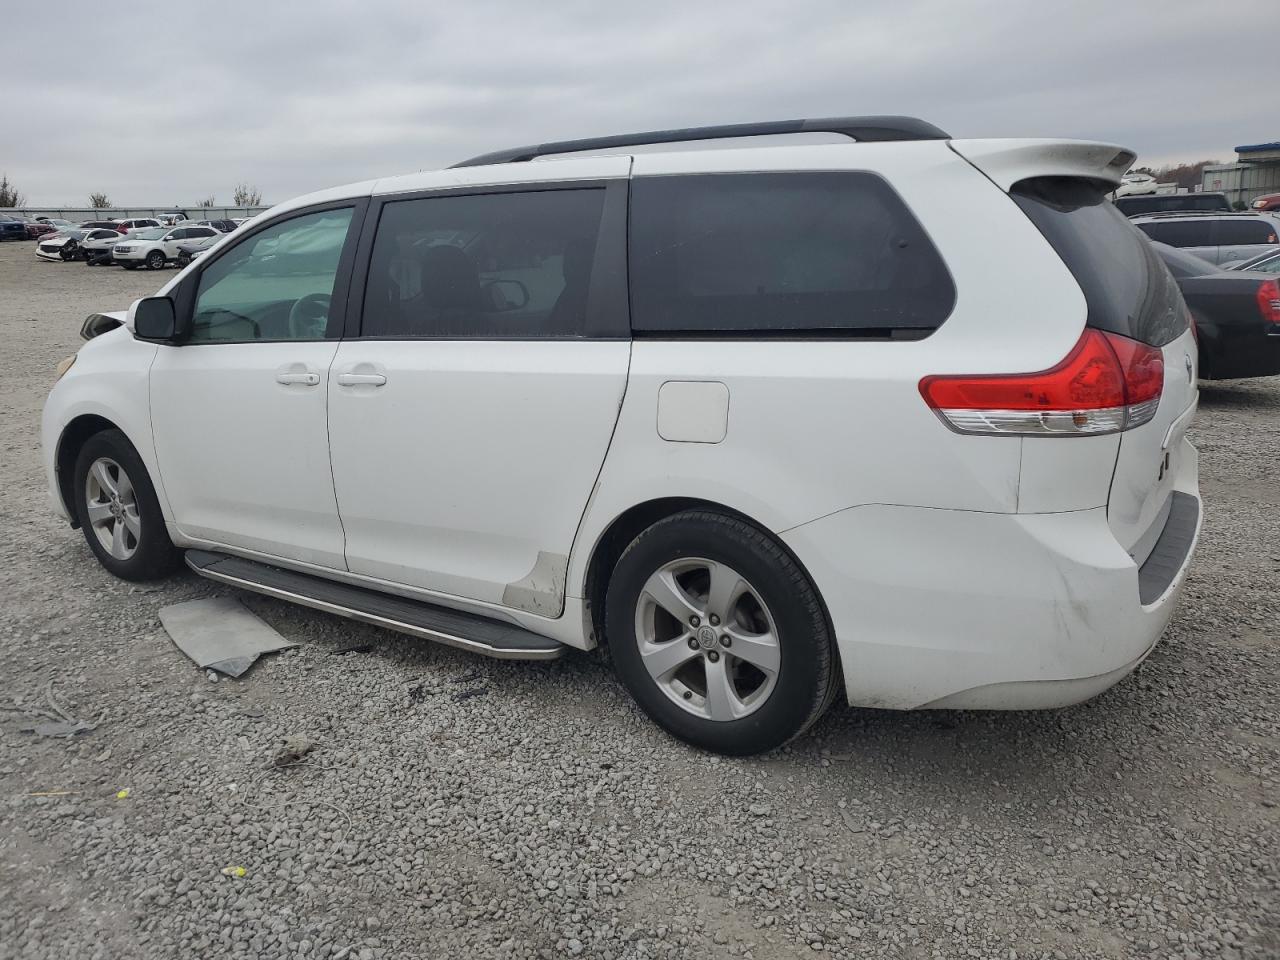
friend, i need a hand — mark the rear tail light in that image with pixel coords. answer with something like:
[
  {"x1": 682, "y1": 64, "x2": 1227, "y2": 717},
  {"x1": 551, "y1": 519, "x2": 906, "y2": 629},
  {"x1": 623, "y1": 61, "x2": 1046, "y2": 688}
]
[
  {"x1": 919, "y1": 329, "x2": 1164, "y2": 436},
  {"x1": 1257, "y1": 279, "x2": 1280, "y2": 324}
]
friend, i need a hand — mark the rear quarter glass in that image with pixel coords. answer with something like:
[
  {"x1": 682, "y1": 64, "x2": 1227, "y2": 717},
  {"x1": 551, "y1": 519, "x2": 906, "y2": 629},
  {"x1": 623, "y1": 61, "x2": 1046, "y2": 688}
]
[
  {"x1": 1014, "y1": 178, "x2": 1188, "y2": 347},
  {"x1": 628, "y1": 171, "x2": 955, "y2": 336}
]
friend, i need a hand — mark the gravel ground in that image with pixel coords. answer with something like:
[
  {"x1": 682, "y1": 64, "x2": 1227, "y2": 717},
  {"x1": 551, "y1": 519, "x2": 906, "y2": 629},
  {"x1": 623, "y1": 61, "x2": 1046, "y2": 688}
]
[{"x1": 0, "y1": 248, "x2": 1276, "y2": 960}]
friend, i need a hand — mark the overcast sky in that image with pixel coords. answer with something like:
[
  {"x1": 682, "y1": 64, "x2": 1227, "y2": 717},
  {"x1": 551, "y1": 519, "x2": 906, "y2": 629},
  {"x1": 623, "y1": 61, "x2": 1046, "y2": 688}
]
[{"x1": 3, "y1": 0, "x2": 1273, "y2": 206}]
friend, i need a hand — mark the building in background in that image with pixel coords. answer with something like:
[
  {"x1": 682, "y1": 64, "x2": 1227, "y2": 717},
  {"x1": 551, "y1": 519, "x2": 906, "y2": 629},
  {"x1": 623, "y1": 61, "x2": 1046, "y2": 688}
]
[{"x1": 1202, "y1": 141, "x2": 1280, "y2": 209}]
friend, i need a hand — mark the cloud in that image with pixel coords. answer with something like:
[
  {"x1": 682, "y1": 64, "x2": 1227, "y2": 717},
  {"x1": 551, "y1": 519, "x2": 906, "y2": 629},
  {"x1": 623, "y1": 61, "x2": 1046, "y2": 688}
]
[{"x1": 1, "y1": 0, "x2": 1269, "y2": 205}]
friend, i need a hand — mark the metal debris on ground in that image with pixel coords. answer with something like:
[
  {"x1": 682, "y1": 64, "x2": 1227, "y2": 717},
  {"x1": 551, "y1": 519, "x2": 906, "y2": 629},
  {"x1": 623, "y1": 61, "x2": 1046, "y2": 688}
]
[
  {"x1": 448, "y1": 670, "x2": 485, "y2": 685},
  {"x1": 272, "y1": 734, "x2": 316, "y2": 768},
  {"x1": 159, "y1": 596, "x2": 297, "y2": 677},
  {"x1": 3, "y1": 680, "x2": 106, "y2": 738},
  {"x1": 452, "y1": 687, "x2": 490, "y2": 703},
  {"x1": 330, "y1": 641, "x2": 376, "y2": 656}
]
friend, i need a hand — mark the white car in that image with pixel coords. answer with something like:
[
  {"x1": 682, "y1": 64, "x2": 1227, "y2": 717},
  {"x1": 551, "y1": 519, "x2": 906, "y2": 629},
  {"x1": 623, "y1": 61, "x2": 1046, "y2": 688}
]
[
  {"x1": 115, "y1": 218, "x2": 162, "y2": 235},
  {"x1": 35, "y1": 229, "x2": 88, "y2": 261},
  {"x1": 42, "y1": 116, "x2": 1202, "y2": 755},
  {"x1": 80, "y1": 228, "x2": 127, "y2": 265},
  {"x1": 1114, "y1": 172, "x2": 1159, "y2": 197},
  {"x1": 111, "y1": 224, "x2": 221, "y2": 270}
]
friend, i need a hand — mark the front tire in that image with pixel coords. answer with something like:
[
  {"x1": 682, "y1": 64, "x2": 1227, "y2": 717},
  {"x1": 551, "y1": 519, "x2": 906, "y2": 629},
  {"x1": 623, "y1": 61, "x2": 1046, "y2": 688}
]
[
  {"x1": 72, "y1": 429, "x2": 181, "y2": 581},
  {"x1": 604, "y1": 510, "x2": 839, "y2": 755},
  {"x1": 145, "y1": 250, "x2": 165, "y2": 270}
]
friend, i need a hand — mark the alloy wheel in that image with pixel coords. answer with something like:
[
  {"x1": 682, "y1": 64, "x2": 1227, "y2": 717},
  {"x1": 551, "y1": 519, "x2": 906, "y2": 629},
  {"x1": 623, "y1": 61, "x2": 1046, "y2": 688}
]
[
  {"x1": 84, "y1": 457, "x2": 141, "y2": 560},
  {"x1": 634, "y1": 557, "x2": 781, "y2": 721}
]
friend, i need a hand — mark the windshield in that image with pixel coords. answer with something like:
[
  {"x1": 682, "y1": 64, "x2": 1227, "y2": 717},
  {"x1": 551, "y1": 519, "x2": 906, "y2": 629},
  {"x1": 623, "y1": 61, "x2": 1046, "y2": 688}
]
[{"x1": 132, "y1": 228, "x2": 167, "y2": 240}]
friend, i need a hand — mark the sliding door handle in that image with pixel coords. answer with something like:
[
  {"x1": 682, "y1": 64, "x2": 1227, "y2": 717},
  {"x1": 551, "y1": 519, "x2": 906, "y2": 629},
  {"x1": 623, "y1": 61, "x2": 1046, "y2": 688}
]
[{"x1": 336, "y1": 372, "x2": 387, "y2": 387}]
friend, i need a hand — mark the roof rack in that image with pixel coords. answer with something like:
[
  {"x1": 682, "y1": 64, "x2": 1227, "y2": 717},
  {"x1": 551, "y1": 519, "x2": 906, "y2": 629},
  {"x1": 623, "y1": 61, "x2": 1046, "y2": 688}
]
[{"x1": 451, "y1": 115, "x2": 950, "y2": 168}]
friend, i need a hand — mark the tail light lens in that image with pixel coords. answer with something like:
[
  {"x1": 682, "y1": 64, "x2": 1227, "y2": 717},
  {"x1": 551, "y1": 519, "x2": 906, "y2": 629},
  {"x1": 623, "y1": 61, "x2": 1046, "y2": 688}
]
[
  {"x1": 1257, "y1": 279, "x2": 1280, "y2": 324},
  {"x1": 920, "y1": 330, "x2": 1164, "y2": 436}
]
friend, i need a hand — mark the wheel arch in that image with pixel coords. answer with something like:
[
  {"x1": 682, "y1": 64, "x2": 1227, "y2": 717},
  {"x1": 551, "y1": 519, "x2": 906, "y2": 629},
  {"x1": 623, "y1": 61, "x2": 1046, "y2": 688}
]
[
  {"x1": 581, "y1": 496, "x2": 835, "y2": 655},
  {"x1": 55, "y1": 414, "x2": 126, "y2": 527}
]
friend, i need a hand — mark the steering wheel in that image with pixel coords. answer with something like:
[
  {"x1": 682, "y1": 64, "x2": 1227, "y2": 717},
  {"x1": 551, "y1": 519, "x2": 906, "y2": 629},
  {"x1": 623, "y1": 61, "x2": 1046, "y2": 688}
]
[{"x1": 288, "y1": 293, "x2": 332, "y2": 339}]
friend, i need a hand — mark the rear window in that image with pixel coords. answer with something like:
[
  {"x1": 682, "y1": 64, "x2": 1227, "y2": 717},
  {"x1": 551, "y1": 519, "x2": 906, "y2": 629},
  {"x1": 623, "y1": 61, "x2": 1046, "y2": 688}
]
[
  {"x1": 1013, "y1": 178, "x2": 1187, "y2": 346},
  {"x1": 1133, "y1": 219, "x2": 1215, "y2": 248},
  {"x1": 1216, "y1": 219, "x2": 1278, "y2": 246},
  {"x1": 628, "y1": 172, "x2": 955, "y2": 336}
]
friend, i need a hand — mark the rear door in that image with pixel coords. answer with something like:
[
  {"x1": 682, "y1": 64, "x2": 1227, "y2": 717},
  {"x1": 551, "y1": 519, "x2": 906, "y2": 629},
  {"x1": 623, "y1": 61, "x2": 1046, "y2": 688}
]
[
  {"x1": 1013, "y1": 179, "x2": 1197, "y2": 562},
  {"x1": 326, "y1": 168, "x2": 631, "y2": 615}
]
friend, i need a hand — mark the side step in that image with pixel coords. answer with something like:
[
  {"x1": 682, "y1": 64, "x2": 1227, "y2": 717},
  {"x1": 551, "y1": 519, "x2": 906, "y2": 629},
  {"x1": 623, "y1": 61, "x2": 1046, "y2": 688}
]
[{"x1": 185, "y1": 550, "x2": 568, "y2": 661}]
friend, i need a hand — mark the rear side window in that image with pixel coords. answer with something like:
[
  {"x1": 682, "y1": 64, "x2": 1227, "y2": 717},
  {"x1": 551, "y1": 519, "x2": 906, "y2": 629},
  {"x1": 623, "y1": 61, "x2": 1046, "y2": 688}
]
[
  {"x1": 628, "y1": 172, "x2": 954, "y2": 336},
  {"x1": 1014, "y1": 178, "x2": 1188, "y2": 346},
  {"x1": 1133, "y1": 220, "x2": 1214, "y2": 248},
  {"x1": 361, "y1": 189, "x2": 607, "y2": 339},
  {"x1": 1216, "y1": 219, "x2": 1278, "y2": 246}
]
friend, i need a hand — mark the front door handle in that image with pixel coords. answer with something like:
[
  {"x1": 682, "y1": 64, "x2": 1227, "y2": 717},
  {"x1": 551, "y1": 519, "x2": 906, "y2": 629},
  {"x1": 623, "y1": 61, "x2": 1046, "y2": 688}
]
[
  {"x1": 275, "y1": 371, "x2": 320, "y2": 386},
  {"x1": 336, "y1": 372, "x2": 387, "y2": 387}
]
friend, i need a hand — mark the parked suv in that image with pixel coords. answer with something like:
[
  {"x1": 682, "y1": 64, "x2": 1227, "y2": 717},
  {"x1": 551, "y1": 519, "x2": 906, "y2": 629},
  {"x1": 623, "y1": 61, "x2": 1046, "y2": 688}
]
[
  {"x1": 42, "y1": 117, "x2": 1202, "y2": 755},
  {"x1": 1114, "y1": 192, "x2": 1231, "y2": 217},
  {"x1": 112, "y1": 224, "x2": 220, "y2": 269},
  {"x1": 1132, "y1": 212, "x2": 1280, "y2": 265}
]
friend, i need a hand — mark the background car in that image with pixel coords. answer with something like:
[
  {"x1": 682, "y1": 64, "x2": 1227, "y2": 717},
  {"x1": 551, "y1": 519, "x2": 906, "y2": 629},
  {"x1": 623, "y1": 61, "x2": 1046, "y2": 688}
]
[
  {"x1": 194, "y1": 218, "x2": 237, "y2": 233},
  {"x1": 1114, "y1": 192, "x2": 1232, "y2": 217},
  {"x1": 80, "y1": 228, "x2": 124, "y2": 265},
  {"x1": 35, "y1": 228, "x2": 88, "y2": 261},
  {"x1": 1114, "y1": 172, "x2": 1158, "y2": 197},
  {"x1": 111, "y1": 223, "x2": 219, "y2": 269},
  {"x1": 175, "y1": 233, "x2": 220, "y2": 266},
  {"x1": 1225, "y1": 248, "x2": 1280, "y2": 274},
  {"x1": 156, "y1": 211, "x2": 190, "y2": 225},
  {"x1": 115, "y1": 218, "x2": 161, "y2": 234},
  {"x1": 1250, "y1": 193, "x2": 1280, "y2": 213},
  {"x1": 1132, "y1": 212, "x2": 1280, "y2": 265},
  {"x1": 0, "y1": 213, "x2": 27, "y2": 241},
  {"x1": 24, "y1": 218, "x2": 59, "y2": 239},
  {"x1": 1151, "y1": 241, "x2": 1280, "y2": 380},
  {"x1": 79, "y1": 220, "x2": 120, "y2": 230}
]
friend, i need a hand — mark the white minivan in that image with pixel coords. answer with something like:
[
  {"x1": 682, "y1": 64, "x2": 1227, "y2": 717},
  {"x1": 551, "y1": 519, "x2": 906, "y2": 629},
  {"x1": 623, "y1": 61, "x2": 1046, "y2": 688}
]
[{"x1": 43, "y1": 116, "x2": 1202, "y2": 755}]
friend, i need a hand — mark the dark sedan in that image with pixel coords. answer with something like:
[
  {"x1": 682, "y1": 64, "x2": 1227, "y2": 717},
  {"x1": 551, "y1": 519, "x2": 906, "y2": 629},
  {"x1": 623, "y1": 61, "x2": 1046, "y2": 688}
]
[
  {"x1": 1153, "y1": 242, "x2": 1280, "y2": 380},
  {"x1": 0, "y1": 214, "x2": 27, "y2": 241}
]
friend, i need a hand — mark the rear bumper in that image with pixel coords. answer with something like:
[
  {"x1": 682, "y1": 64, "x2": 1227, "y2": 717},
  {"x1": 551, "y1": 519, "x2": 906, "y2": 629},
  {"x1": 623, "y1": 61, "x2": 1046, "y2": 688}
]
[{"x1": 782, "y1": 439, "x2": 1201, "y2": 710}]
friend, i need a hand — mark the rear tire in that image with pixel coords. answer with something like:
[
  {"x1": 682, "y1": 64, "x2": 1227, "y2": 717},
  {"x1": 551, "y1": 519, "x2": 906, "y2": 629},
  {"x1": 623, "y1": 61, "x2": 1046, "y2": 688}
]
[
  {"x1": 604, "y1": 510, "x2": 839, "y2": 755},
  {"x1": 72, "y1": 429, "x2": 181, "y2": 582}
]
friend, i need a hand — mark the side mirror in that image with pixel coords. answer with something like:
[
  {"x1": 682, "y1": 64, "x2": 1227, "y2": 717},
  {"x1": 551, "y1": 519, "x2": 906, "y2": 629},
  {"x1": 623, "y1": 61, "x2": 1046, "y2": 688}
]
[{"x1": 131, "y1": 296, "x2": 178, "y2": 341}]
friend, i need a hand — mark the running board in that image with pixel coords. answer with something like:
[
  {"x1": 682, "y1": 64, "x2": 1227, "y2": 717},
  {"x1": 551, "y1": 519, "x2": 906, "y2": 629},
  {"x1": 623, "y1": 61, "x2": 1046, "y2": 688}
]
[{"x1": 184, "y1": 550, "x2": 568, "y2": 661}]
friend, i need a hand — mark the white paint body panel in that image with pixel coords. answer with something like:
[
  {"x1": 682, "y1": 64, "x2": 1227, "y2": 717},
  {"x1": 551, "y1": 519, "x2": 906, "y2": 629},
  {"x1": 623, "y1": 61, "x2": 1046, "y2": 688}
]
[
  {"x1": 149, "y1": 341, "x2": 347, "y2": 569},
  {"x1": 326, "y1": 340, "x2": 629, "y2": 612}
]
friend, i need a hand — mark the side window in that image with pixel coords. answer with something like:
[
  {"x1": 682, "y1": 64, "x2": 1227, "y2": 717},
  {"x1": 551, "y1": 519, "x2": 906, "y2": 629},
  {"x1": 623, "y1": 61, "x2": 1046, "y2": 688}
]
[
  {"x1": 170, "y1": 228, "x2": 190, "y2": 240},
  {"x1": 1137, "y1": 221, "x2": 1213, "y2": 247},
  {"x1": 361, "y1": 188, "x2": 606, "y2": 339},
  {"x1": 628, "y1": 172, "x2": 955, "y2": 335},
  {"x1": 1216, "y1": 219, "x2": 1278, "y2": 246},
  {"x1": 191, "y1": 207, "x2": 354, "y2": 342}
]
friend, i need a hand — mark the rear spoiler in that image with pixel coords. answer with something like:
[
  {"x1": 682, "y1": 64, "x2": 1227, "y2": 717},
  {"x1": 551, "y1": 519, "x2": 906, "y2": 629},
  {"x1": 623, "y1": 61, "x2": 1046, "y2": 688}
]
[{"x1": 949, "y1": 139, "x2": 1136, "y2": 191}]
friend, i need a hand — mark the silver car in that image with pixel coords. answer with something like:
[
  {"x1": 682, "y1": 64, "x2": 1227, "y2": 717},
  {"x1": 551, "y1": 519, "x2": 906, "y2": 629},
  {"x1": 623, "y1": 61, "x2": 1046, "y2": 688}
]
[{"x1": 1132, "y1": 212, "x2": 1280, "y2": 266}]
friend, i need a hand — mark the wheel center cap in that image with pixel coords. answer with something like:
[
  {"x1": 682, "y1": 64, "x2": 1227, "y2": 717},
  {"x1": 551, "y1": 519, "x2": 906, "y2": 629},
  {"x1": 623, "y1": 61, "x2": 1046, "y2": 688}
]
[{"x1": 696, "y1": 625, "x2": 718, "y2": 649}]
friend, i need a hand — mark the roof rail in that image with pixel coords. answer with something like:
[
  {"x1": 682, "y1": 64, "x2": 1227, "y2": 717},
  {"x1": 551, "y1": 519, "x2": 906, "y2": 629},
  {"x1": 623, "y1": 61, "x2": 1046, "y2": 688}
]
[{"x1": 451, "y1": 115, "x2": 950, "y2": 168}]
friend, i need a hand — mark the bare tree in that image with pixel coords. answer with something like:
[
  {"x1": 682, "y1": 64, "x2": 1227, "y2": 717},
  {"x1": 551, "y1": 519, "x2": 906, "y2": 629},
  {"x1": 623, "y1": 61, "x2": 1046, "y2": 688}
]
[
  {"x1": 0, "y1": 174, "x2": 24, "y2": 208},
  {"x1": 198, "y1": 195, "x2": 216, "y2": 208},
  {"x1": 233, "y1": 183, "x2": 263, "y2": 206},
  {"x1": 88, "y1": 192, "x2": 110, "y2": 208}
]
